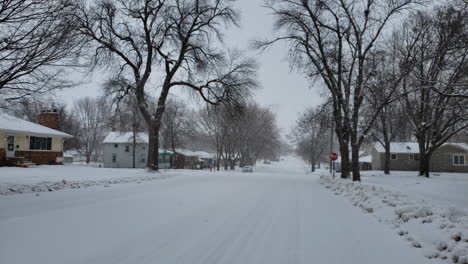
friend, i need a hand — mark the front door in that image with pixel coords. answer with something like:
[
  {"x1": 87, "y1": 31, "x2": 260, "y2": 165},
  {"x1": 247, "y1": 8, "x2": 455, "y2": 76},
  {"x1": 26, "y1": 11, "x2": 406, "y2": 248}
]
[{"x1": 5, "y1": 135, "x2": 15, "y2": 158}]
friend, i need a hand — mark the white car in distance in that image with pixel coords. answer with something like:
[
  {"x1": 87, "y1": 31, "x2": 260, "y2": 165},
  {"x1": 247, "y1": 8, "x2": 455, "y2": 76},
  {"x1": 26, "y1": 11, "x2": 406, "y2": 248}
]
[{"x1": 242, "y1": 166, "x2": 253, "y2": 173}]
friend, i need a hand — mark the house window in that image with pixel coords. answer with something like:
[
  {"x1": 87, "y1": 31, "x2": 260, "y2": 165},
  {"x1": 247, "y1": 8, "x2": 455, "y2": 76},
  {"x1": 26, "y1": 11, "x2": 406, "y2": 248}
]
[
  {"x1": 409, "y1": 154, "x2": 419, "y2": 160},
  {"x1": 141, "y1": 158, "x2": 145, "y2": 163},
  {"x1": 453, "y1": 155, "x2": 465, "y2": 165},
  {"x1": 112, "y1": 154, "x2": 117, "y2": 163},
  {"x1": 30, "y1": 136, "x2": 52, "y2": 150},
  {"x1": 391, "y1": 154, "x2": 397, "y2": 160},
  {"x1": 114, "y1": 144, "x2": 118, "y2": 148},
  {"x1": 125, "y1": 145, "x2": 130, "y2": 152}
]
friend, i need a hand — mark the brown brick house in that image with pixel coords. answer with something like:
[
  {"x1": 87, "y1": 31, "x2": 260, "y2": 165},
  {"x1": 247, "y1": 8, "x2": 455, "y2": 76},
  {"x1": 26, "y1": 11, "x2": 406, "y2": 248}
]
[
  {"x1": 371, "y1": 142, "x2": 468, "y2": 173},
  {"x1": 0, "y1": 111, "x2": 72, "y2": 165}
]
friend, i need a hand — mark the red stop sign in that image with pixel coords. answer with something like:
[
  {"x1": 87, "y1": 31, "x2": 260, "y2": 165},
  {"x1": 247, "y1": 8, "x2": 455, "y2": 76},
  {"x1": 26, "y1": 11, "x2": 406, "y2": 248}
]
[{"x1": 330, "y1": 152, "x2": 338, "y2": 161}]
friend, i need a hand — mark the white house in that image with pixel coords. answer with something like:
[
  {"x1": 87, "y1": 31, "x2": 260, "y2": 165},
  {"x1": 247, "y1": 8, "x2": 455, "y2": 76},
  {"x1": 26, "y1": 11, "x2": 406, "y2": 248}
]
[
  {"x1": 102, "y1": 132, "x2": 173, "y2": 169},
  {"x1": 103, "y1": 132, "x2": 149, "y2": 168}
]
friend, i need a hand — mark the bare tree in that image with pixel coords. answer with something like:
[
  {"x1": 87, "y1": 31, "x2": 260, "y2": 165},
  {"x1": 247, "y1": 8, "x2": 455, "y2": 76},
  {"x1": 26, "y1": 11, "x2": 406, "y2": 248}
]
[
  {"x1": 398, "y1": 7, "x2": 468, "y2": 177},
  {"x1": 75, "y1": 0, "x2": 257, "y2": 170},
  {"x1": 74, "y1": 97, "x2": 111, "y2": 164},
  {"x1": 0, "y1": 0, "x2": 83, "y2": 101},
  {"x1": 365, "y1": 42, "x2": 415, "y2": 174},
  {"x1": 256, "y1": 0, "x2": 420, "y2": 181},
  {"x1": 291, "y1": 105, "x2": 332, "y2": 172},
  {"x1": 235, "y1": 103, "x2": 281, "y2": 167},
  {"x1": 160, "y1": 99, "x2": 193, "y2": 152},
  {"x1": 197, "y1": 105, "x2": 229, "y2": 171}
]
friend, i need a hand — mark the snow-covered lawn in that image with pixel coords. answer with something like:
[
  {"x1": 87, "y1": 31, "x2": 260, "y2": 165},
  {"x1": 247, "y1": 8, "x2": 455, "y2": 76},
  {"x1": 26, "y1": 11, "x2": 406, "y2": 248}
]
[
  {"x1": 360, "y1": 170, "x2": 468, "y2": 209},
  {"x1": 0, "y1": 157, "x2": 434, "y2": 264},
  {"x1": 319, "y1": 170, "x2": 468, "y2": 264},
  {"x1": 0, "y1": 164, "x2": 179, "y2": 195}
]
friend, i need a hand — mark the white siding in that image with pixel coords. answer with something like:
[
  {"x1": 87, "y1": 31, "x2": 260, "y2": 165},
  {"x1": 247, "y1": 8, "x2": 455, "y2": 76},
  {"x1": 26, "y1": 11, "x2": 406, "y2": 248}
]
[{"x1": 103, "y1": 143, "x2": 148, "y2": 168}]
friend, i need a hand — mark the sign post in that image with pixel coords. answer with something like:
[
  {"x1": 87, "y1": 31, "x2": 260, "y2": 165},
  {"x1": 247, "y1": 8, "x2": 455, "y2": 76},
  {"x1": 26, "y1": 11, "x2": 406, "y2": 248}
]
[{"x1": 330, "y1": 152, "x2": 338, "y2": 179}]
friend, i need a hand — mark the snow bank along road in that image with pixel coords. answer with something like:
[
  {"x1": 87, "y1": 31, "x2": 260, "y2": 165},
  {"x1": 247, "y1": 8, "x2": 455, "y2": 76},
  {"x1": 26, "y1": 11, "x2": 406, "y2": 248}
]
[{"x1": 0, "y1": 162, "x2": 433, "y2": 264}]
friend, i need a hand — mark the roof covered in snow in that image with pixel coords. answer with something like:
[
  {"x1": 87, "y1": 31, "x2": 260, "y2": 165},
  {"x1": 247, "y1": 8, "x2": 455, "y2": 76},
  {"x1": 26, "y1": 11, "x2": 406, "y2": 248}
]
[
  {"x1": 373, "y1": 142, "x2": 468, "y2": 153},
  {"x1": 192, "y1": 151, "x2": 216, "y2": 159},
  {"x1": 103, "y1": 132, "x2": 149, "y2": 143},
  {"x1": 359, "y1": 155, "x2": 372, "y2": 163},
  {"x1": 175, "y1": 149, "x2": 215, "y2": 158},
  {"x1": 174, "y1": 148, "x2": 198, "y2": 157},
  {"x1": 443, "y1": 143, "x2": 468, "y2": 151},
  {"x1": 0, "y1": 112, "x2": 72, "y2": 137},
  {"x1": 373, "y1": 142, "x2": 420, "y2": 153}
]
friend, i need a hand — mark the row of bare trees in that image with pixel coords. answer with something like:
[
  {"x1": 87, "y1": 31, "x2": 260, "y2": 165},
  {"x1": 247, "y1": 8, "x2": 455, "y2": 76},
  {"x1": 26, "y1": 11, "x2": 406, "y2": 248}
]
[
  {"x1": 261, "y1": 0, "x2": 468, "y2": 180},
  {"x1": 198, "y1": 103, "x2": 282, "y2": 170}
]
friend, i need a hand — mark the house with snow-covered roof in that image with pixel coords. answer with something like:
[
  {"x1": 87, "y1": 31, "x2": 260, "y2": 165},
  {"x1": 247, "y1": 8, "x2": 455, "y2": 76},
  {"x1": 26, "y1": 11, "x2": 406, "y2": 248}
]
[
  {"x1": 102, "y1": 132, "x2": 216, "y2": 169},
  {"x1": 102, "y1": 132, "x2": 173, "y2": 169},
  {"x1": 0, "y1": 110, "x2": 72, "y2": 166},
  {"x1": 103, "y1": 132, "x2": 171, "y2": 169},
  {"x1": 371, "y1": 142, "x2": 467, "y2": 173}
]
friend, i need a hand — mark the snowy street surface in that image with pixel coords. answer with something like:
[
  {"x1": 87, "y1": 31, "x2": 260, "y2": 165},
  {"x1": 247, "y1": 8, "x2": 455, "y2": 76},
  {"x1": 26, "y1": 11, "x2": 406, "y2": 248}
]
[{"x1": 0, "y1": 158, "x2": 442, "y2": 264}]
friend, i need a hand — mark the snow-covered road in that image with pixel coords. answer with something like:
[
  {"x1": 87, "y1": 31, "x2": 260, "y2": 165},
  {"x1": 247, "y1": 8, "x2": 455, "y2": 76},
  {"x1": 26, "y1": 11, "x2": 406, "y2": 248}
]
[{"x1": 0, "y1": 161, "x2": 433, "y2": 264}]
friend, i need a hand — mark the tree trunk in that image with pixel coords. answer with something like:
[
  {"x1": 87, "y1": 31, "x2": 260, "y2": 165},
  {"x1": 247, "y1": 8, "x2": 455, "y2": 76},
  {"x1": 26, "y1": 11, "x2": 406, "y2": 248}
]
[
  {"x1": 339, "y1": 142, "x2": 350, "y2": 179},
  {"x1": 146, "y1": 125, "x2": 160, "y2": 170},
  {"x1": 311, "y1": 162, "x2": 316, "y2": 172},
  {"x1": 419, "y1": 152, "x2": 431, "y2": 178},
  {"x1": 351, "y1": 145, "x2": 361, "y2": 182},
  {"x1": 132, "y1": 130, "x2": 136, "y2": 169},
  {"x1": 384, "y1": 143, "x2": 391, "y2": 174}
]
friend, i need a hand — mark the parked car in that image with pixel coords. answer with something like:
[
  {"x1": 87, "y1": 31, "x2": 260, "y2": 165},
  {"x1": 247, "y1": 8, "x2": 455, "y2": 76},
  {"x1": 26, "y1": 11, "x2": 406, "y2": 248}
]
[
  {"x1": 242, "y1": 166, "x2": 253, "y2": 173},
  {"x1": 263, "y1": 160, "x2": 271, "y2": 164}
]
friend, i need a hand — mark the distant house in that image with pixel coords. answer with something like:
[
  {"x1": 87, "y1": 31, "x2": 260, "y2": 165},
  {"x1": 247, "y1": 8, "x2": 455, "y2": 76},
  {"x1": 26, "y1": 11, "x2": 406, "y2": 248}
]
[
  {"x1": 193, "y1": 151, "x2": 215, "y2": 169},
  {"x1": 0, "y1": 111, "x2": 73, "y2": 166},
  {"x1": 172, "y1": 149, "x2": 200, "y2": 169},
  {"x1": 102, "y1": 132, "x2": 173, "y2": 169},
  {"x1": 371, "y1": 142, "x2": 468, "y2": 173},
  {"x1": 102, "y1": 132, "x2": 216, "y2": 169}
]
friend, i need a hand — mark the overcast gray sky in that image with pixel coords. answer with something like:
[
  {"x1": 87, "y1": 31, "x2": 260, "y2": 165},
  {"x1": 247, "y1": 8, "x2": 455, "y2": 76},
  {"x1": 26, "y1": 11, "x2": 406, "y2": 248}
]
[{"x1": 57, "y1": 0, "x2": 323, "y2": 137}]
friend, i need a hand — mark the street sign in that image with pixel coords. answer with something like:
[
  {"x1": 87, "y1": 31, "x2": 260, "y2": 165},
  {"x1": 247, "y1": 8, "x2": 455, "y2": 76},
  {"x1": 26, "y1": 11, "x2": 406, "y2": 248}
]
[{"x1": 330, "y1": 152, "x2": 338, "y2": 161}]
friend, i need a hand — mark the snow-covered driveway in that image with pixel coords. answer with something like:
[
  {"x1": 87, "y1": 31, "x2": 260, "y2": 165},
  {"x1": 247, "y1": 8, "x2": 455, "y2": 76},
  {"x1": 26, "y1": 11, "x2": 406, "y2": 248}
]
[{"x1": 0, "y1": 163, "x2": 432, "y2": 264}]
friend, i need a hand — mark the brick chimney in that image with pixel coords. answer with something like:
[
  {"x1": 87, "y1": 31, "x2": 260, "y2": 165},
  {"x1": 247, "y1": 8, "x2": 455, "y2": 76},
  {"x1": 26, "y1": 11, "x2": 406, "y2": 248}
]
[{"x1": 38, "y1": 109, "x2": 59, "y2": 130}]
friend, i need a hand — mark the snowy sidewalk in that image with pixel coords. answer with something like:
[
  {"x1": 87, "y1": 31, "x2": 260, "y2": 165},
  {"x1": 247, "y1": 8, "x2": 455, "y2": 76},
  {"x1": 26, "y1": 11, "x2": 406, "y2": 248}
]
[
  {"x1": 0, "y1": 168, "x2": 433, "y2": 264},
  {"x1": 319, "y1": 174, "x2": 468, "y2": 264}
]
